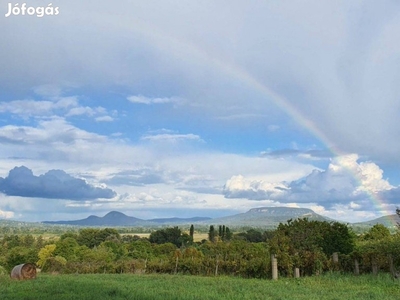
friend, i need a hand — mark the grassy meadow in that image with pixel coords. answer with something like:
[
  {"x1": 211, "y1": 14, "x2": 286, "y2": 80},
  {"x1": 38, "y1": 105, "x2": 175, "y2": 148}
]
[{"x1": 1, "y1": 273, "x2": 400, "y2": 300}]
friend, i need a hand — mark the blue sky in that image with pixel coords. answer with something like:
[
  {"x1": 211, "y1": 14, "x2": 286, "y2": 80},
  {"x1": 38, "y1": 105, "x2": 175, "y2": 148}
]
[{"x1": 1, "y1": 1, "x2": 400, "y2": 223}]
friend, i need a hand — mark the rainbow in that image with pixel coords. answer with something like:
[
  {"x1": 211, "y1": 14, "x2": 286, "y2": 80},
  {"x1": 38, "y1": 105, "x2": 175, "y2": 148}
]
[
  {"x1": 220, "y1": 63, "x2": 395, "y2": 227},
  {"x1": 96, "y1": 15, "x2": 395, "y2": 226}
]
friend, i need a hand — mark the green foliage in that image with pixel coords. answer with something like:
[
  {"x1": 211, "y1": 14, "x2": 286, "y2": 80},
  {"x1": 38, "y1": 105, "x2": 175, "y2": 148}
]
[
  {"x1": 54, "y1": 237, "x2": 80, "y2": 261},
  {"x1": 225, "y1": 227, "x2": 232, "y2": 241},
  {"x1": 149, "y1": 227, "x2": 186, "y2": 247},
  {"x1": 101, "y1": 240, "x2": 127, "y2": 260},
  {"x1": 0, "y1": 222, "x2": 398, "y2": 278},
  {"x1": 355, "y1": 235, "x2": 400, "y2": 274},
  {"x1": 208, "y1": 225, "x2": 216, "y2": 243},
  {"x1": 126, "y1": 239, "x2": 153, "y2": 259},
  {"x1": 42, "y1": 256, "x2": 67, "y2": 273},
  {"x1": 37, "y1": 244, "x2": 57, "y2": 268},
  {"x1": 76, "y1": 228, "x2": 120, "y2": 248},
  {"x1": 2, "y1": 235, "x2": 21, "y2": 249},
  {"x1": 270, "y1": 218, "x2": 355, "y2": 276},
  {"x1": 153, "y1": 243, "x2": 177, "y2": 257},
  {"x1": 0, "y1": 265, "x2": 6, "y2": 275},
  {"x1": 189, "y1": 224, "x2": 194, "y2": 243},
  {"x1": 320, "y1": 221, "x2": 355, "y2": 256},
  {"x1": 363, "y1": 224, "x2": 391, "y2": 241},
  {"x1": 5, "y1": 246, "x2": 38, "y2": 272},
  {"x1": 235, "y1": 229, "x2": 264, "y2": 243}
]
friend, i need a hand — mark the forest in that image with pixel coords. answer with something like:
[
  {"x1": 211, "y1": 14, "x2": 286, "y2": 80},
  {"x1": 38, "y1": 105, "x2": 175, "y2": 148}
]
[{"x1": 1, "y1": 211, "x2": 400, "y2": 279}]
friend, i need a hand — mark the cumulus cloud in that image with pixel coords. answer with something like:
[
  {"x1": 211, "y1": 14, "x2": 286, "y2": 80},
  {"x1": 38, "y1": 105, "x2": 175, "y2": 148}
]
[
  {"x1": 0, "y1": 88, "x2": 112, "y2": 122},
  {"x1": 65, "y1": 106, "x2": 107, "y2": 118},
  {"x1": 223, "y1": 154, "x2": 394, "y2": 209},
  {"x1": 223, "y1": 175, "x2": 288, "y2": 200},
  {"x1": 0, "y1": 166, "x2": 116, "y2": 200},
  {"x1": 0, "y1": 98, "x2": 78, "y2": 118},
  {"x1": 0, "y1": 118, "x2": 106, "y2": 146}
]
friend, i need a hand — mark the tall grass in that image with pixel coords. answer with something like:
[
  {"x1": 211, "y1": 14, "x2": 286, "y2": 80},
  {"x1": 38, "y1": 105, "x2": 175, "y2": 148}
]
[{"x1": 0, "y1": 273, "x2": 399, "y2": 300}]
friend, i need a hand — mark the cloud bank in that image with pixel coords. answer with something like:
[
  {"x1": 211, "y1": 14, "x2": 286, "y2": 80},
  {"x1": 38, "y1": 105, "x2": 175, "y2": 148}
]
[
  {"x1": 223, "y1": 154, "x2": 394, "y2": 210},
  {"x1": 0, "y1": 166, "x2": 116, "y2": 200}
]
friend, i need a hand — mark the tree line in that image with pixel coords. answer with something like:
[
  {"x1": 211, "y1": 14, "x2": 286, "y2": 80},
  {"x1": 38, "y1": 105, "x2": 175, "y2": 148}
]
[{"x1": 1, "y1": 215, "x2": 400, "y2": 278}]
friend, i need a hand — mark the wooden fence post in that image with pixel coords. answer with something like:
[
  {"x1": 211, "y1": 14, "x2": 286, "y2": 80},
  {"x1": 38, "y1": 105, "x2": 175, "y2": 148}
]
[
  {"x1": 174, "y1": 256, "x2": 179, "y2": 275},
  {"x1": 354, "y1": 259, "x2": 359, "y2": 275},
  {"x1": 388, "y1": 255, "x2": 395, "y2": 278},
  {"x1": 294, "y1": 267, "x2": 300, "y2": 278},
  {"x1": 271, "y1": 254, "x2": 278, "y2": 280},
  {"x1": 372, "y1": 259, "x2": 378, "y2": 275},
  {"x1": 215, "y1": 256, "x2": 219, "y2": 277}
]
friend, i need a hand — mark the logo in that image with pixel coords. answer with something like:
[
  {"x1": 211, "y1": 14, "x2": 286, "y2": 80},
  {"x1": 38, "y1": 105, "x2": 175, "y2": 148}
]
[{"x1": 5, "y1": 3, "x2": 60, "y2": 17}]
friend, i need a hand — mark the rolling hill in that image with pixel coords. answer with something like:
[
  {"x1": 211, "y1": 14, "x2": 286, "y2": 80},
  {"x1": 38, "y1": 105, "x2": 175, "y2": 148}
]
[{"x1": 353, "y1": 214, "x2": 400, "y2": 228}]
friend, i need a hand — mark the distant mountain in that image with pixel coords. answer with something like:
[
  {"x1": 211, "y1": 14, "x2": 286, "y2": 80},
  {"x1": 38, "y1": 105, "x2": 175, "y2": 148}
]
[
  {"x1": 43, "y1": 211, "x2": 211, "y2": 226},
  {"x1": 43, "y1": 211, "x2": 147, "y2": 226},
  {"x1": 197, "y1": 207, "x2": 332, "y2": 228},
  {"x1": 45, "y1": 207, "x2": 397, "y2": 229},
  {"x1": 353, "y1": 214, "x2": 400, "y2": 228},
  {"x1": 10, "y1": 207, "x2": 400, "y2": 230}
]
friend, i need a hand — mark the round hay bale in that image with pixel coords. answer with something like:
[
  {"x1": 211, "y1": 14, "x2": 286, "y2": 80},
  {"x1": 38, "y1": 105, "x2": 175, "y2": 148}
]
[{"x1": 10, "y1": 263, "x2": 37, "y2": 280}]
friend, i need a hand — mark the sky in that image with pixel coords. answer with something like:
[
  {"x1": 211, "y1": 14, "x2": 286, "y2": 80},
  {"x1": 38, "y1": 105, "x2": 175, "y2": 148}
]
[{"x1": 1, "y1": 1, "x2": 400, "y2": 223}]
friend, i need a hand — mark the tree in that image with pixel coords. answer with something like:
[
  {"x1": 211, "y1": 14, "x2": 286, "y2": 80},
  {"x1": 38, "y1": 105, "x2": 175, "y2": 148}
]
[
  {"x1": 77, "y1": 228, "x2": 120, "y2": 248},
  {"x1": 77, "y1": 229, "x2": 102, "y2": 248},
  {"x1": 149, "y1": 227, "x2": 183, "y2": 247},
  {"x1": 225, "y1": 227, "x2": 232, "y2": 241},
  {"x1": 37, "y1": 244, "x2": 57, "y2": 268},
  {"x1": 271, "y1": 218, "x2": 355, "y2": 276},
  {"x1": 208, "y1": 225, "x2": 216, "y2": 243},
  {"x1": 363, "y1": 224, "x2": 391, "y2": 241},
  {"x1": 6, "y1": 246, "x2": 38, "y2": 272},
  {"x1": 126, "y1": 239, "x2": 153, "y2": 259},
  {"x1": 54, "y1": 237, "x2": 80, "y2": 261},
  {"x1": 235, "y1": 229, "x2": 263, "y2": 243},
  {"x1": 319, "y1": 221, "x2": 355, "y2": 256},
  {"x1": 189, "y1": 225, "x2": 194, "y2": 243}
]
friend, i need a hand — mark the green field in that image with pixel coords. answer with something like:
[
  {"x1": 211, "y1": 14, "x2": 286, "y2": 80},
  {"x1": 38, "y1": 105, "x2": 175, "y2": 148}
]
[{"x1": 1, "y1": 273, "x2": 400, "y2": 300}]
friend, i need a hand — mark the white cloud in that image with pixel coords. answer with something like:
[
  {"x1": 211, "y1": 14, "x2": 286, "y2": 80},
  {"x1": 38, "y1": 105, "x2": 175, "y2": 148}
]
[
  {"x1": 0, "y1": 209, "x2": 14, "y2": 219},
  {"x1": 66, "y1": 106, "x2": 96, "y2": 117},
  {"x1": 141, "y1": 133, "x2": 203, "y2": 143},
  {"x1": 0, "y1": 89, "x2": 111, "y2": 122},
  {"x1": 0, "y1": 166, "x2": 116, "y2": 200},
  {"x1": 223, "y1": 154, "x2": 395, "y2": 212},
  {"x1": 223, "y1": 175, "x2": 288, "y2": 200},
  {"x1": 1, "y1": 1, "x2": 400, "y2": 162},
  {"x1": 0, "y1": 98, "x2": 77, "y2": 118},
  {"x1": 95, "y1": 116, "x2": 114, "y2": 122},
  {"x1": 1, "y1": 2, "x2": 400, "y2": 222},
  {"x1": 127, "y1": 95, "x2": 180, "y2": 105}
]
